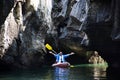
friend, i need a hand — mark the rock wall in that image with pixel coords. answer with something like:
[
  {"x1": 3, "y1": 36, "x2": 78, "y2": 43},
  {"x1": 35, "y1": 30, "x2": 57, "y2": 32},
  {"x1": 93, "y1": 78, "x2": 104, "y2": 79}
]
[
  {"x1": 0, "y1": 0, "x2": 52, "y2": 69},
  {"x1": 50, "y1": 0, "x2": 120, "y2": 78}
]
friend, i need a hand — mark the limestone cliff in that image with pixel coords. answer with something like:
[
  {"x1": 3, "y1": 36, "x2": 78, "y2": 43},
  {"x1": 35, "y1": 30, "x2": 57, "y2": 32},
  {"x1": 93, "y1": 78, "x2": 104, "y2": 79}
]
[
  {"x1": 50, "y1": 0, "x2": 120, "y2": 78},
  {"x1": 0, "y1": 0, "x2": 52, "y2": 69}
]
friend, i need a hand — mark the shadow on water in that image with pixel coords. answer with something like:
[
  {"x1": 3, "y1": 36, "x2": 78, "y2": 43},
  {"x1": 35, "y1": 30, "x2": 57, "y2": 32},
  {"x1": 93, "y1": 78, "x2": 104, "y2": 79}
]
[{"x1": 0, "y1": 64, "x2": 108, "y2": 80}]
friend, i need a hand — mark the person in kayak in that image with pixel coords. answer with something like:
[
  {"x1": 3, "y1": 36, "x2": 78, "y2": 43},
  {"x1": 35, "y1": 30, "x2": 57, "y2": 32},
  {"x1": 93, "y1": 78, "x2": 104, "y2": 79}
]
[{"x1": 49, "y1": 51, "x2": 75, "y2": 63}]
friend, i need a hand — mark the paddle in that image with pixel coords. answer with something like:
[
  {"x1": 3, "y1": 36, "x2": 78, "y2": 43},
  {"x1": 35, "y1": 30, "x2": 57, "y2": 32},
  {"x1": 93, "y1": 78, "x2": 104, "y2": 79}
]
[{"x1": 45, "y1": 43, "x2": 57, "y2": 53}]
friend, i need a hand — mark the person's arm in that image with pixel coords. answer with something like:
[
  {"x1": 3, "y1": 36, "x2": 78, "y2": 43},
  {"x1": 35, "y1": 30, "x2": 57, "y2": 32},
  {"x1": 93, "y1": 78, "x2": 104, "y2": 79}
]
[
  {"x1": 70, "y1": 52, "x2": 75, "y2": 55},
  {"x1": 49, "y1": 51, "x2": 56, "y2": 56},
  {"x1": 64, "y1": 52, "x2": 75, "y2": 57}
]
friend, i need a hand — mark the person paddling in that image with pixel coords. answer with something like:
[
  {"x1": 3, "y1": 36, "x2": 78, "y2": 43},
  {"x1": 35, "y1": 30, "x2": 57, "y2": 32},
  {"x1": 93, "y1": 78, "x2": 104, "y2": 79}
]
[{"x1": 49, "y1": 51, "x2": 75, "y2": 64}]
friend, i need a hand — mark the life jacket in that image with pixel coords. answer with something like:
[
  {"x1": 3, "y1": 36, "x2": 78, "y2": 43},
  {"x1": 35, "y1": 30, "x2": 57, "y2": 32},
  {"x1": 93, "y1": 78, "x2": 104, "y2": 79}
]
[
  {"x1": 54, "y1": 54, "x2": 70, "y2": 63},
  {"x1": 58, "y1": 55, "x2": 64, "y2": 63}
]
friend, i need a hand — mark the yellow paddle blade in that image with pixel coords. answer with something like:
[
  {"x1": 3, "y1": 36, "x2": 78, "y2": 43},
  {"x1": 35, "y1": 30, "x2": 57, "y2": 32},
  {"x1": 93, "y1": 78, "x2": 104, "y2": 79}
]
[{"x1": 45, "y1": 44, "x2": 53, "y2": 50}]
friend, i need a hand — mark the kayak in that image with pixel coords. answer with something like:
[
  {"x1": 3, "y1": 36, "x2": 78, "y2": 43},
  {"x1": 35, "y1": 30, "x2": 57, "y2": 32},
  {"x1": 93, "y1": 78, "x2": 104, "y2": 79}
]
[{"x1": 52, "y1": 62, "x2": 70, "y2": 68}]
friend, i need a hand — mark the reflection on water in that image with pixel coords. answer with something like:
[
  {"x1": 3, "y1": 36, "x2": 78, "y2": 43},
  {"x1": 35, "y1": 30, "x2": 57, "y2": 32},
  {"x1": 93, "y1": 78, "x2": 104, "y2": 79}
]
[
  {"x1": 54, "y1": 64, "x2": 107, "y2": 80},
  {"x1": 54, "y1": 67, "x2": 69, "y2": 80},
  {"x1": 0, "y1": 64, "x2": 107, "y2": 80},
  {"x1": 53, "y1": 64, "x2": 107, "y2": 80},
  {"x1": 93, "y1": 66, "x2": 107, "y2": 80}
]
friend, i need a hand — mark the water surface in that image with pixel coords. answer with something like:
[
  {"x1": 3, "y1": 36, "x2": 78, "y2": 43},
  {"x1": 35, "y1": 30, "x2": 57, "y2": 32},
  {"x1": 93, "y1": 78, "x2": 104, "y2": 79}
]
[{"x1": 0, "y1": 64, "x2": 107, "y2": 80}]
